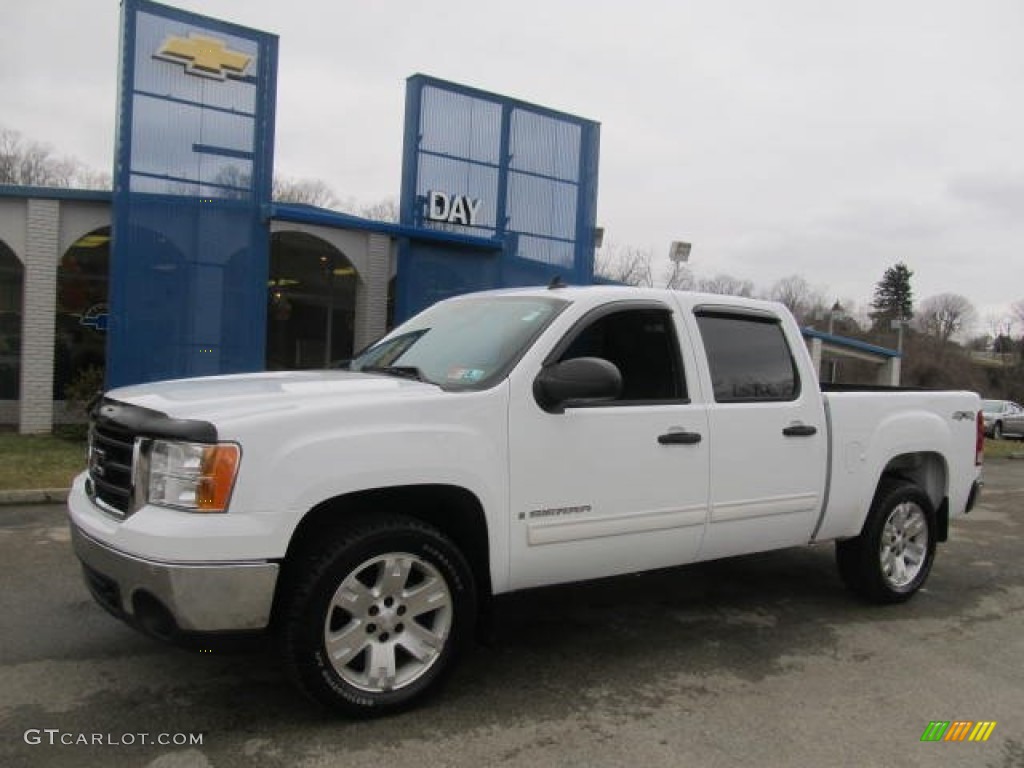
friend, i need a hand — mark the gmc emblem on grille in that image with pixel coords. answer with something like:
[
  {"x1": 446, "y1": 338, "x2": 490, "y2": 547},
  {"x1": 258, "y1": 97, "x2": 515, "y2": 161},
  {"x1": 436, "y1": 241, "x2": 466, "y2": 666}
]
[{"x1": 90, "y1": 447, "x2": 106, "y2": 478}]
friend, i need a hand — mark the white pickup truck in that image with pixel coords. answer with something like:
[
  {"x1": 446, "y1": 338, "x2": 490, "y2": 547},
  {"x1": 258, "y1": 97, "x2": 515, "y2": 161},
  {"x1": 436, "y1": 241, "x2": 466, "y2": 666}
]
[{"x1": 68, "y1": 286, "x2": 984, "y2": 716}]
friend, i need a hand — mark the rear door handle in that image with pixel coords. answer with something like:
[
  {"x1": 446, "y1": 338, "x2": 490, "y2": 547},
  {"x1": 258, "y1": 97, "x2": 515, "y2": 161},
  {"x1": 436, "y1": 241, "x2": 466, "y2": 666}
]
[
  {"x1": 782, "y1": 425, "x2": 817, "y2": 437},
  {"x1": 658, "y1": 431, "x2": 702, "y2": 445}
]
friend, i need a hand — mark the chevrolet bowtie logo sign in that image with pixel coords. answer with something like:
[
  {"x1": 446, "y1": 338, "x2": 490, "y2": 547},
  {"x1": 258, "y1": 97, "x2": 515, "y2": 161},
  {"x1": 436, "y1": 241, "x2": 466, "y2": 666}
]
[{"x1": 154, "y1": 33, "x2": 252, "y2": 80}]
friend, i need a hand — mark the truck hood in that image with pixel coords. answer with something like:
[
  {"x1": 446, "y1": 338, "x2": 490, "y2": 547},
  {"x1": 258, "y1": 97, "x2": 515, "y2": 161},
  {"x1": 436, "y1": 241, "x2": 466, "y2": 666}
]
[{"x1": 105, "y1": 371, "x2": 439, "y2": 426}]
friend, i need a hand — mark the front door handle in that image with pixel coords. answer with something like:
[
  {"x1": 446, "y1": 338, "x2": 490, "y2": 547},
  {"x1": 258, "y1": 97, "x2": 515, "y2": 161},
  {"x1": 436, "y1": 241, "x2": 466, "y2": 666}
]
[
  {"x1": 658, "y1": 431, "x2": 702, "y2": 445},
  {"x1": 782, "y1": 425, "x2": 817, "y2": 437}
]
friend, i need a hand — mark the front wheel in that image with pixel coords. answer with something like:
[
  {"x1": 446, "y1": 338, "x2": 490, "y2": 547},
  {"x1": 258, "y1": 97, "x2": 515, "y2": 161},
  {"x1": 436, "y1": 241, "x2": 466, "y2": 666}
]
[
  {"x1": 836, "y1": 479, "x2": 936, "y2": 603},
  {"x1": 278, "y1": 515, "x2": 476, "y2": 717},
  {"x1": 992, "y1": 422, "x2": 1003, "y2": 440}
]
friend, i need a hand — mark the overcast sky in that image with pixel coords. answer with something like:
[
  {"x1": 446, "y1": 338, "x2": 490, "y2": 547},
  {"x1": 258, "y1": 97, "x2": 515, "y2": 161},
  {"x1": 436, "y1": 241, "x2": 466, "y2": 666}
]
[{"x1": 4, "y1": 0, "x2": 1022, "y2": 333}]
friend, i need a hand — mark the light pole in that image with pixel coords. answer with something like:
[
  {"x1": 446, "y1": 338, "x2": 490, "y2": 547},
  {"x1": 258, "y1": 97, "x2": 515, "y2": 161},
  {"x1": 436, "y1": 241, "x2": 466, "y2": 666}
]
[
  {"x1": 668, "y1": 241, "x2": 691, "y2": 289},
  {"x1": 825, "y1": 301, "x2": 846, "y2": 382},
  {"x1": 891, "y1": 316, "x2": 906, "y2": 354},
  {"x1": 669, "y1": 241, "x2": 691, "y2": 264},
  {"x1": 827, "y1": 301, "x2": 845, "y2": 335}
]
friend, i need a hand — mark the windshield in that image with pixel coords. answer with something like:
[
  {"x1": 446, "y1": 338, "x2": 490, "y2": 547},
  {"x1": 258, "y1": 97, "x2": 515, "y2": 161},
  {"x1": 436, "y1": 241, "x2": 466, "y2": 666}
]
[
  {"x1": 351, "y1": 296, "x2": 568, "y2": 389},
  {"x1": 982, "y1": 400, "x2": 1004, "y2": 414}
]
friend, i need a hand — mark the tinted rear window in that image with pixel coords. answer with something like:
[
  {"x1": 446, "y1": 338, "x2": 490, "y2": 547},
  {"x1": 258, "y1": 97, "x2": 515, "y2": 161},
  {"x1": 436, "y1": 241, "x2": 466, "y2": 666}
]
[{"x1": 696, "y1": 313, "x2": 799, "y2": 402}]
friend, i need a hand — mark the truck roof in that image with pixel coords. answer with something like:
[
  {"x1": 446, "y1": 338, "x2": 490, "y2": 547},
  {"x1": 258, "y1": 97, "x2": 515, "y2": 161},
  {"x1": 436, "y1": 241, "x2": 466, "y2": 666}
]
[{"x1": 451, "y1": 284, "x2": 790, "y2": 317}]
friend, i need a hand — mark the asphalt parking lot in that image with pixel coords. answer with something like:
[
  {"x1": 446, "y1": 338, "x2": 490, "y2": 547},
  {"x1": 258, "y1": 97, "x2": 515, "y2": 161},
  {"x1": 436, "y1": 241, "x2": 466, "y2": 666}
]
[{"x1": 2, "y1": 461, "x2": 1022, "y2": 768}]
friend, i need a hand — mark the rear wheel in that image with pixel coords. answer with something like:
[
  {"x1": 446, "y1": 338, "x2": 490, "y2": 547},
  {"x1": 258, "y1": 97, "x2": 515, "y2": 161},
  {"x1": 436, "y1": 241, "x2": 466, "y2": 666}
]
[
  {"x1": 278, "y1": 515, "x2": 476, "y2": 717},
  {"x1": 836, "y1": 479, "x2": 936, "y2": 603}
]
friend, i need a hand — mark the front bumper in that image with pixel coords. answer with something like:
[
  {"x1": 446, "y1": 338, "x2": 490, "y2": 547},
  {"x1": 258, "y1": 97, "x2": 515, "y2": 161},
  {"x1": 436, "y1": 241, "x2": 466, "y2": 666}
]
[{"x1": 70, "y1": 521, "x2": 279, "y2": 636}]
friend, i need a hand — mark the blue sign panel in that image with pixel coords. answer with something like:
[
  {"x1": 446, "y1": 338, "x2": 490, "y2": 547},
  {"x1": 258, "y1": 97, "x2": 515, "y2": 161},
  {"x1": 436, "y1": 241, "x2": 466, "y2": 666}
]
[
  {"x1": 108, "y1": 0, "x2": 277, "y2": 388},
  {"x1": 397, "y1": 75, "x2": 600, "y2": 322}
]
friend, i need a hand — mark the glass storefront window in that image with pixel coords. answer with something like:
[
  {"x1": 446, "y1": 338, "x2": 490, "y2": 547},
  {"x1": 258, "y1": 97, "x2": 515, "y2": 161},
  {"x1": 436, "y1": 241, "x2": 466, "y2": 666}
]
[
  {"x1": 55, "y1": 228, "x2": 110, "y2": 400},
  {"x1": 267, "y1": 232, "x2": 357, "y2": 369},
  {"x1": 0, "y1": 241, "x2": 22, "y2": 400}
]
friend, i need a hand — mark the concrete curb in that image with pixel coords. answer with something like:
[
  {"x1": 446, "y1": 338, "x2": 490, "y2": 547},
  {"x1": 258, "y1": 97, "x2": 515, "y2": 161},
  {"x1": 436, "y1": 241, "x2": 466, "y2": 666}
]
[{"x1": 0, "y1": 488, "x2": 69, "y2": 505}]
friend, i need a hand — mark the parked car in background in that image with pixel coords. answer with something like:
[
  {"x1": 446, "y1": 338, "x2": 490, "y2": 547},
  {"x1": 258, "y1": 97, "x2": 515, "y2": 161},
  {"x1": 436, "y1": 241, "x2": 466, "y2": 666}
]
[{"x1": 981, "y1": 399, "x2": 1024, "y2": 440}]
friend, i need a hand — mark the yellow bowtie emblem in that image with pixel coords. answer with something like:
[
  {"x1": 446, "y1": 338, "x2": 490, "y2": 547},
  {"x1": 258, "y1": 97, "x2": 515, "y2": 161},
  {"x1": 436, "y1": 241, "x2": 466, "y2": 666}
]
[{"x1": 154, "y1": 33, "x2": 252, "y2": 81}]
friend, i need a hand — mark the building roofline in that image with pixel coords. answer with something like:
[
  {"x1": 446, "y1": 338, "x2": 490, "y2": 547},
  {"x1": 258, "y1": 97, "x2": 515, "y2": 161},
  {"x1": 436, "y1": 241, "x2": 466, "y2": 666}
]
[
  {"x1": 0, "y1": 187, "x2": 505, "y2": 251},
  {"x1": 268, "y1": 201, "x2": 505, "y2": 250},
  {"x1": 0, "y1": 184, "x2": 112, "y2": 202}
]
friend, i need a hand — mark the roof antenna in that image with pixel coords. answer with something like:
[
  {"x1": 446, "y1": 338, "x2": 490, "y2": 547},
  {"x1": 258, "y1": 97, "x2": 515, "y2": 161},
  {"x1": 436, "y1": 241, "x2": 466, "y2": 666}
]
[{"x1": 548, "y1": 274, "x2": 566, "y2": 290}]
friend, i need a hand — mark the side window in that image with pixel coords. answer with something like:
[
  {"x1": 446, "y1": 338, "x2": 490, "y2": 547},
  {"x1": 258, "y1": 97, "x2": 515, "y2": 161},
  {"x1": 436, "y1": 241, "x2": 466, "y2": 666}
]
[
  {"x1": 695, "y1": 312, "x2": 799, "y2": 402},
  {"x1": 558, "y1": 308, "x2": 686, "y2": 403}
]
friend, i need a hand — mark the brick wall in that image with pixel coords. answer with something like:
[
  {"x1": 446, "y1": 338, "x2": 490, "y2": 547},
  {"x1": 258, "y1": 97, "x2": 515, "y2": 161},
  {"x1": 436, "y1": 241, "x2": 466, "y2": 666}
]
[
  {"x1": 18, "y1": 199, "x2": 59, "y2": 434},
  {"x1": 353, "y1": 233, "x2": 391, "y2": 351}
]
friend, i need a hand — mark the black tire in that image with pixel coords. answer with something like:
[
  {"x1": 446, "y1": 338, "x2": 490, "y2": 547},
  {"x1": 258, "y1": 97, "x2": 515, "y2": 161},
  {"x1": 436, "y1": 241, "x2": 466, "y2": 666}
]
[
  {"x1": 836, "y1": 479, "x2": 936, "y2": 604},
  {"x1": 992, "y1": 422, "x2": 1003, "y2": 440},
  {"x1": 278, "y1": 514, "x2": 476, "y2": 717}
]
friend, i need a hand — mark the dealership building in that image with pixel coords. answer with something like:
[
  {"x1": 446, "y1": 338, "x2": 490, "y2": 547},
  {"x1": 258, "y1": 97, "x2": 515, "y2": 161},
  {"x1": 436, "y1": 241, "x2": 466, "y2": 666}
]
[
  {"x1": 0, "y1": 0, "x2": 601, "y2": 433},
  {"x1": 0, "y1": 186, "x2": 442, "y2": 431},
  {"x1": 0, "y1": 1, "x2": 900, "y2": 434}
]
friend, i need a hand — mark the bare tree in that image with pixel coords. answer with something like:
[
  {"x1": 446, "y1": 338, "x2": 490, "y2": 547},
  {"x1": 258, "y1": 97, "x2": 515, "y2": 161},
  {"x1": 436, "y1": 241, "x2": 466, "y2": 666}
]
[
  {"x1": 356, "y1": 197, "x2": 399, "y2": 223},
  {"x1": 696, "y1": 274, "x2": 754, "y2": 297},
  {"x1": 767, "y1": 275, "x2": 824, "y2": 324},
  {"x1": 0, "y1": 126, "x2": 109, "y2": 188},
  {"x1": 595, "y1": 243, "x2": 759, "y2": 296},
  {"x1": 986, "y1": 313, "x2": 1014, "y2": 347},
  {"x1": 594, "y1": 243, "x2": 654, "y2": 287},
  {"x1": 272, "y1": 176, "x2": 339, "y2": 208},
  {"x1": 75, "y1": 168, "x2": 112, "y2": 190},
  {"x1": 916, "y1": 293, "x2": 977, "y2": 344},
  {"x1": 662, "y1": 260, "x2": 694, "y2": 290},
  {"x1": 1012, "y1": 299, "x2": 1024, "y2": 334},
  {"x1": 981, "y1": 312, "x2": 1016, "y2": 363}
]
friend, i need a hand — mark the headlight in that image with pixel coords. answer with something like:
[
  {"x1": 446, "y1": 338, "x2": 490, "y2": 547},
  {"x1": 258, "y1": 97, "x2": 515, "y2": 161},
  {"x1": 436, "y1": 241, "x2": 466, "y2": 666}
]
[{"x1": 144, "y1": 439, "x2": 240, "y2": 513}]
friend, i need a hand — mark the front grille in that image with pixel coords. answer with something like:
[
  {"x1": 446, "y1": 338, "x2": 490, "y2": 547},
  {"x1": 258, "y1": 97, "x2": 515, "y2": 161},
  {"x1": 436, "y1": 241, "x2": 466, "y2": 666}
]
[{"x1": 88, "y1": 422, "x2": 136, "y2": 516}]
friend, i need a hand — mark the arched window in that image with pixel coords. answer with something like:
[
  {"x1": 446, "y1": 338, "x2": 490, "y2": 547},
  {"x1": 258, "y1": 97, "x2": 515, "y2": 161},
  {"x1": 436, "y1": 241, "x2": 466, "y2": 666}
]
[
  {"x1": 55, "y1": 228, "x2": 110, "y2": 399},
  {"x1": 268, "y1": 232, "x2": 358, "y2": 369},
  {"x1": 0, "y1": 240, "x2": 22, "y2": 400}
]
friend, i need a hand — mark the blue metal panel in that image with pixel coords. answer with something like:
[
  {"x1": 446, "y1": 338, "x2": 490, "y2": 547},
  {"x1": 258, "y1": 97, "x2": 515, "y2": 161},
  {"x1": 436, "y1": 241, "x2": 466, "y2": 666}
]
[
  {"x1": 420, "y1": 87, "x2": 502, "y2": 165},
  {"x1": 506, "y1": 171, "x2": 577, "y2": 240},
  {"x1": 108, "y1": 0, "x2": 277, "y2": 388},
  {"x1": 397, "y1": 75, "x2": 601, "y2": 322},
  {"x1": 509, "y1": 109, "x2": 581, "y2": 180}
]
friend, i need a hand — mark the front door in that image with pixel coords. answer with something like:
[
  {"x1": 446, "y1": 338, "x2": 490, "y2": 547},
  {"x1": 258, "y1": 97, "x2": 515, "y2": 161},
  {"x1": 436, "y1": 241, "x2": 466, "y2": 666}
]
[{"x1": 508, "y1": 302, "x2": 710, "y2": 590}]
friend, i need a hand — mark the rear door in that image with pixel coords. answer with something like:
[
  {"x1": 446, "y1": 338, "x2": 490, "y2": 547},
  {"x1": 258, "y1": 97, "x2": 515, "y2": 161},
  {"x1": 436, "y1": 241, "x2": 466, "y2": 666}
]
[{"x1": 689, "y1": 306, "x2": 827, "y2": 560}]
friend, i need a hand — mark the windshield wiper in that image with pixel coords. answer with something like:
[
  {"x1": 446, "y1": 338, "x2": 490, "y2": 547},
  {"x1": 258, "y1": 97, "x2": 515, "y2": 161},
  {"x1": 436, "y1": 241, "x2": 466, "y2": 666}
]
[{"x1": 360, "y1": 365, "x2": 429, "y2": 383}]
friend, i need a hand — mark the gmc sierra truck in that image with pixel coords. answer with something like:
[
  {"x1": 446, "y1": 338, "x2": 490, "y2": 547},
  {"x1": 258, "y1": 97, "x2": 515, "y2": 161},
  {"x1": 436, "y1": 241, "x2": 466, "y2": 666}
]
[{"x1": 68, "y1": 286, "x2": 984, "y2": 716}]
